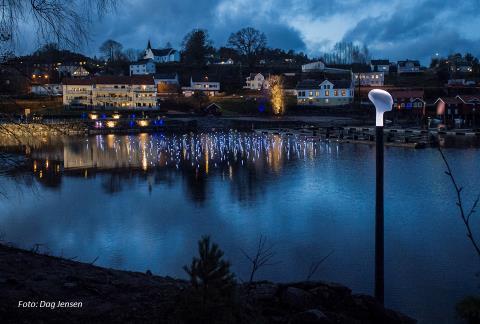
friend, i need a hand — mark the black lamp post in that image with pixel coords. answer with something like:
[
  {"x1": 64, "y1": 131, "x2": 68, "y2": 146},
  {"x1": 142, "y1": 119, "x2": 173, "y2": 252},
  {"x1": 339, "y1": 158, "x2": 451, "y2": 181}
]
[{"x1": 368, "y1": 89, "x2": 393, "y2": 305}]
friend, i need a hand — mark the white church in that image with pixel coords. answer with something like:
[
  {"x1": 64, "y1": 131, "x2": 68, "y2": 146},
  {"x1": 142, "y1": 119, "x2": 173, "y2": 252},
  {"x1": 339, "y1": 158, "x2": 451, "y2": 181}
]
[{"x1": 143, "y1": 40, "x2": 180, "y2": 63}]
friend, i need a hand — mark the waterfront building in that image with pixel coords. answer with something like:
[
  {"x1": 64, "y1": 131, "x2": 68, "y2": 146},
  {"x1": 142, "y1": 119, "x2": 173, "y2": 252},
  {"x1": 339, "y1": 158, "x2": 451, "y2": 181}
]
[
  {"x1": 129, "y1": 59, "x2": 156, "y2": 75},
  {"x1": 143, "y1": 40, "x2": 180, "y2": 63},
  {"x1": 354, "y1": 72, "x2": 384, "y2": 86},
  {"x1": 62, "y1": 75, "x2": 158, "y2": 109},
  {"x1": 182, "y1": 74, "x2": 220, "y2": 97},
  {"x1": 370, "y1": 60, "x2": 390, "y2": 74},
  {"x1": 244, "y1": 73, "x2": 269, "y2": 90},
  {"x1": 433, "y1": 96, "x2": 480, "y2": 127},
  {"x1": 390, "y1": 90, "x2": 425, "y2": 110},
  {"x1": 296, "y1": 79, "x2": 354, "y2": 106},
  {"x1": 397, "y1": 60, "x2": 421, "y2": 74}
]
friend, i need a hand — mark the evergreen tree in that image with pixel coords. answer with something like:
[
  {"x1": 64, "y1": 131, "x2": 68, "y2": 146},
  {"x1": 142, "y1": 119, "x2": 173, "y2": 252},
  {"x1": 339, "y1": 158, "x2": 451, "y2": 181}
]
[{"x1": 183, "y1": 235, "x2": 235, "y2": 307}]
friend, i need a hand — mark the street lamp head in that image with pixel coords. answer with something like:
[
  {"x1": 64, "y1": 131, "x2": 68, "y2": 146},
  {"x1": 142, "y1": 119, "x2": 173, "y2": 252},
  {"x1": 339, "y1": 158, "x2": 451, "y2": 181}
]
[{"x1": 368, "y1": 89, "x2": 393, "y2": 127}]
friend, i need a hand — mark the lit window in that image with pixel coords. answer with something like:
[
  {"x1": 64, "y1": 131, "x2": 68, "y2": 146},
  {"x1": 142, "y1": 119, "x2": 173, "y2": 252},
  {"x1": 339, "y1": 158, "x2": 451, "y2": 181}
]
[
  {"x1": 309, "y1": 91, "x2": 313, "y2": 96},
  {"x1": 334, "y1": 90, "x2": 338, "y2": 96},
  {"x1": 315, "y1": 91, "x2": 319, "y2": 97},
  {"x1": 325, "y1": 90, "x2": 330, "y2": 96},
  {"x1": 341, "y1": 89, "x2": 346, "y2": 96}
]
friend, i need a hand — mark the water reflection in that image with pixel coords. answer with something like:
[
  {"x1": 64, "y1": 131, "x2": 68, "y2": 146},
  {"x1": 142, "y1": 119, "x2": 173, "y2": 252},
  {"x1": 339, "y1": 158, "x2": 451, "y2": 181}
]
[
  {"x1": 0, "y1": 132, "x2": 479, "y2": 323},
  {"x1": 8, "y1": 132, "x2": 336, "y2": 203}
]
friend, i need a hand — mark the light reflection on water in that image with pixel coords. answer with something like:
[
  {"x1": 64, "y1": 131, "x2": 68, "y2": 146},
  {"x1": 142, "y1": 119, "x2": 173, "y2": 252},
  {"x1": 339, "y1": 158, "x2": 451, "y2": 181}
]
[{"x1": 0, "y1": 131, "x2": 479, "y2": 323}]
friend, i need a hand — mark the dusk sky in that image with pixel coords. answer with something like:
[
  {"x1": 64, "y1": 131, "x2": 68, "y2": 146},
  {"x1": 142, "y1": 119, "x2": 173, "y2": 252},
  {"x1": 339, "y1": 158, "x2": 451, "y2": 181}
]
[{"x1": 19, "y1": 0, "x2": 480, "y2": 64}]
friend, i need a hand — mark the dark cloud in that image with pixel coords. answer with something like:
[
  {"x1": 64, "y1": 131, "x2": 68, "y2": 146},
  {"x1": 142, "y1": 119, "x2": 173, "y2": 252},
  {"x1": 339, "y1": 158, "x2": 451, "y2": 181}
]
[
  {"x1": 343, "y1": 0, "x2": 480, "y2": 63},
  {"x1": 17, "y1": 0, "x2": 480, "y2": 63}
]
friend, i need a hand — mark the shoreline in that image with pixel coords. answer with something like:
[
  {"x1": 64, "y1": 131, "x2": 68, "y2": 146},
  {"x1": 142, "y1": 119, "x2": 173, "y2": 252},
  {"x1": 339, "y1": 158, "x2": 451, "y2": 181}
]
[
  {"x1": 0, "y1": 243, "x2": 415, "y2": 323},
  {"x1": 1, "y1": 116, "x2": 479, "y2": 150}
]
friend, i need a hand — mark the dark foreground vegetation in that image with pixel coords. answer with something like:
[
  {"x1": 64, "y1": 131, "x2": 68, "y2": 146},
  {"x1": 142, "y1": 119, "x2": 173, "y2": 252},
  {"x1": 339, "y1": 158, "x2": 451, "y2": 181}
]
[{"x1": 0, "y1": 239, "x2": 415, "y2": 324}]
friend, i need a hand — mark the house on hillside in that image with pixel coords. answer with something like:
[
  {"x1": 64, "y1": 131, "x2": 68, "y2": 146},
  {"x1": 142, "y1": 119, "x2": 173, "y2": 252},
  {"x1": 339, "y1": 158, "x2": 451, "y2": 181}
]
[
  {"x1": 154, "y1": 73, "x2": 179, "y2": 96},
  {"x1": 296, "y1": 79, "x2": 354, "y2": 106},
  {"x1": 370, "y1": 60, "x2": 390, "y2": 74},
  {"x1": 58, "y1": 65, "x2": 89, "y2": 78},
  {"x1": 130, "y1": 59, "x2": 156, "y2": 75},
  {"x1": 143, "y1": 41, "x2": 180, "y2": 63},
  {"x1": 397, "y1": 60, "x2": 421, "y2": 74},
  {"x1": 31, "y1": 83, "x2": 62, "y2": 96},
  {"x1": 182, "y1": 74, "x2": 220, "y2": 97},
  {"x1": 244, "y1": 73, "x2": 269, "y2": 90},
  {"x1": 354, "y1": 72, "x2": 384, "y2": 86},
  {"x1": 301, "y1": 61, "x2": 326, "y2": 72}
]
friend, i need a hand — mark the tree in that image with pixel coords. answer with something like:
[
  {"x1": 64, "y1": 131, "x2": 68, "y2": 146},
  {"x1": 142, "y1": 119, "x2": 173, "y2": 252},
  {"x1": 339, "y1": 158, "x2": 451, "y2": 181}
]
[
  {"x1": 268, "y1": 75, "x2": 285, "y2": 115},
  {"x1": 123, "y1": 48, "x2": 142, "y2": 62},
  {"x1": 0, "y1": 0, "x2": 116, "y2": 49},
  {"x1": 183, "y1": 236, "x2": 235, "y2": 305},
  {"x1": 227, "y1": 27, "x2": 266, "y2": 66},
  {"x1": 323, "y1": 41, "x2": 370, "y2": 65},
  {"x1": 181, "y1": 29, "x2": 214, "y2": 66},
  {"x1": 99, "y1": 39, "x2": 124, "y2": 62}
]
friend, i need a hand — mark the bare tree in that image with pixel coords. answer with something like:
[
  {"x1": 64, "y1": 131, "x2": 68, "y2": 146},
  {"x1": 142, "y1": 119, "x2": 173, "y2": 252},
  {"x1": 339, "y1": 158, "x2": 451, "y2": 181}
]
[
  {"x1": 99, "y1": 39, "x2": 123, "y2": 62},
  {"x1": 0, "y1": 0, "x2": 116, "y2": 49},
  {"x1": 0, "y1": 0, "x2": 116, "y2": 194},
  {"x1": 305, "y1": 250, "x2": 334, "y2": 281},
  {"x1": 227, "y1": 27, "x2": 266, "y2": 66},
  {"x1": 241, "y1": 235, "x2": 279, "y2": 284},
  {"x1": 123, "y1": 48, "x2": 141, "y2": 62},
  {"x1": 439, "y1": 148, "x2": 480, "y2": 257}
]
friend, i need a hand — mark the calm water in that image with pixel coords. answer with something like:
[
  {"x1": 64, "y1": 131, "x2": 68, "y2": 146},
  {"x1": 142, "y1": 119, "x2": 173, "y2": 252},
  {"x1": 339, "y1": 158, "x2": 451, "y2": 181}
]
[{"x1": 0, "y1": 131, "x2": 479, "y2": 323}]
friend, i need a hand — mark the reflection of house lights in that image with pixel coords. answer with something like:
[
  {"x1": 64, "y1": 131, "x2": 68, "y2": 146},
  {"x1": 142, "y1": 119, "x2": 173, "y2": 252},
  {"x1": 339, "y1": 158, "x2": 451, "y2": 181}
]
[
  {"x1": 138, "y1": 120, "x2": 149, "y2": 127},
  {"x1": 112, "y1": 114, "x2": 120, "y2": 119},
  {"x1": 89, "y1": 114, "x2": 98, "y2": 120},
  {"x1": 106, "y1": 121, "x2": 116, "y2": 128}
]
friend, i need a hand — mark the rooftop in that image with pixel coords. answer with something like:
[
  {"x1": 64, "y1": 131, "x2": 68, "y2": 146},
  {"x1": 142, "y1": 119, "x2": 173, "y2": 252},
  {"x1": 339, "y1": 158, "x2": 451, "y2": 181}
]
[{"x1": 62, "y1": 75, "x2": 155, "y2": 85}]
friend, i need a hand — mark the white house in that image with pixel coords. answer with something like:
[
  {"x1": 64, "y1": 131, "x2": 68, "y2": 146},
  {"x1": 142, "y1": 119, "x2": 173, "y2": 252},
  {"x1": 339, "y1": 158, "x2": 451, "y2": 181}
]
[
  {"x1": 130, "y1": 59, "x2": 156, "y2": 75},
  {"x1": 301, "y1": 61, "x2": 325, "y2": 72},
  {"x1": 353, "y1": 72, "x2": 384, "y2": 86},
  {"x1": 31, "y1": 83, "x2": 62, "y2": 96},
  {"x1": 296, "y1": 79, "x2": 354, "y2": 106},
  {"x1": 62, "y1": 75, "x2": 158, "y2": 109},
  {"x1": 244, "y1": 73, "x2": 269, "y2": 90},
  {"x1": 370, "y1": 60, "x2": 390, "y2": 74},
  {"x1": 144, "y1": 40, "x2": 180, "y2": 63},
  {"x1": 397, "y1": 60, "x2": 421, "y2": 74},
  {"x1": 182, "y1": 74, "x2": 220, "y2": 97}
]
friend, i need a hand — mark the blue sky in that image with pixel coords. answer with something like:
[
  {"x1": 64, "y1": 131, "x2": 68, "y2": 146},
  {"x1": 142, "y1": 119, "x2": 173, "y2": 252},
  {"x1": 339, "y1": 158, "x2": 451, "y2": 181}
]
[{"x1": 18, "y1": 0, "x2": 480, "y2": 64}]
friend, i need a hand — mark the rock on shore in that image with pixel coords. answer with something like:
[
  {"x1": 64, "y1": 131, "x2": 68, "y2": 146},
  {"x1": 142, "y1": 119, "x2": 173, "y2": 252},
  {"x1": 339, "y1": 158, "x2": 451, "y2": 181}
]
[{"x1": 0, "y1": 244, "x2": 415, "y2": 323}]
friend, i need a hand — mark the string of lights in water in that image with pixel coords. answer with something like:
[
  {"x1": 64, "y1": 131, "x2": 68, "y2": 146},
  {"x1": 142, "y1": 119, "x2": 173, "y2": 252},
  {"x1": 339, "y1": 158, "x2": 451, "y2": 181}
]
[{"x1": 63, "y1": 131, "x2": 340, "y2": 173}]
